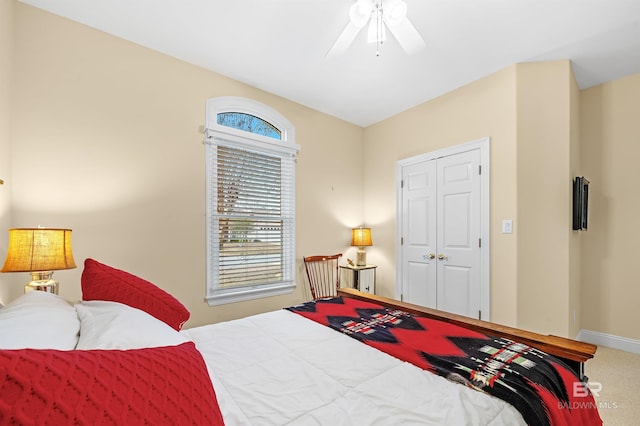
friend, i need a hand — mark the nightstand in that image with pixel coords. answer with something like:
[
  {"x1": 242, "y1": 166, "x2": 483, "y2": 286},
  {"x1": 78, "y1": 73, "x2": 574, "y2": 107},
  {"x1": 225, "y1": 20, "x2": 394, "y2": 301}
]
[{"x1": 339, "y1": 264, "x2": 377, "y2": 294}]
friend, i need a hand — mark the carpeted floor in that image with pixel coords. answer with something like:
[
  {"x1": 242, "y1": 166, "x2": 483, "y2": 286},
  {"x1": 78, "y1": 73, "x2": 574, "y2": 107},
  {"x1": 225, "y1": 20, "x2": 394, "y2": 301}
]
[{"x1": 585, "y1": 345, "x2": 640, "y2": 425}]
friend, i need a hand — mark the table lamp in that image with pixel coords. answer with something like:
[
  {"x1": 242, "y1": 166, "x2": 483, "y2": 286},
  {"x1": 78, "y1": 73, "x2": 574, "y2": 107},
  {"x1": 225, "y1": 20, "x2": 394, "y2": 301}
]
[
  {"x1": 351, "y1": 227, "x2": 372, "y2": 266},
  {"x1": 1, "y1": 228, "x2": 77, "y2": 294}
]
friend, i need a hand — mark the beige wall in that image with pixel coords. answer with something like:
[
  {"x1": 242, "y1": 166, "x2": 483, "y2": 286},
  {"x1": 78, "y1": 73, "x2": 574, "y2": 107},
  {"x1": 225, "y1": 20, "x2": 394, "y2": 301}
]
[
  {"x1": 364, "y1": 61, "x2": 584, "y2": 337},
  {"x1": 9, "y1": 4, "x2": 364, "y2": 326},
  {"x1": 568, "y1": 65, "x2": 582, "y2": 339},
  {"x1": 6, "y1": 2, "x2": 640, "y2": 343},
  {"x1": 365, "y1": 60, "x2": 640, "y2": 341},
  {"x1": 364, "y1": 66, "x2": 520, "y2": 327},
  {"x1": 580, "y1": 73, "x2": 640, "y2": 341},
  {"x1": 515, "y1": 61, "x2": 574, "y2": 337},
  {"x1": 0, "y1": 0, "x2": 14, "y2": 305}
]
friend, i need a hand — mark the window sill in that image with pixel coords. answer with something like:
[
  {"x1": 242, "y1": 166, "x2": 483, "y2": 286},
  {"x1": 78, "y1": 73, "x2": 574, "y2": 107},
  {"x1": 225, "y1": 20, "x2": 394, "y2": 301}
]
[{"x1": 205, "y1": 282, "x2": 295, "y2": 306}]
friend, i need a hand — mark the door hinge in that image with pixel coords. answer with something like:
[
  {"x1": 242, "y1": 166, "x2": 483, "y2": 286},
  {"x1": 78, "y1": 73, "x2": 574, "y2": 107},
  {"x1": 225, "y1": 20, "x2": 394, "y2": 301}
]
[
  {"x1": 479, "y1": 238, "x2": 482, "y2": 248},
  {"x1": 401, "y1": 294, "x2": 404, "y2": 302},
  {"x1": 479, "y1": 165, "x2": 482, "y2": 175},
  {"x1": 478, "y1": 310, "x2": 482, "y2": 320},
  {"x1": 401, "y1": 179, "x2": 404, "y2": 188},
  {"x1": 401, "y1": 236, "x2": 404, "y2": 245}
]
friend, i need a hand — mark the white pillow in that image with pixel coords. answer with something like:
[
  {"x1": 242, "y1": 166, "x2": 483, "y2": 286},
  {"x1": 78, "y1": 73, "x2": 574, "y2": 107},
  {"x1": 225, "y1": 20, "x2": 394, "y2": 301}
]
[
  {"x1": 0, "y1": 291, "x2": 80, "y2": 350},
  {"x1": 74, "y1": 300, "x2": 187, "y2": 350}
]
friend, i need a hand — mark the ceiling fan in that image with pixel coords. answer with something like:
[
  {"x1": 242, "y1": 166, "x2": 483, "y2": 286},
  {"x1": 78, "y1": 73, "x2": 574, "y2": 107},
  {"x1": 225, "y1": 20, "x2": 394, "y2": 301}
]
[{"x1": 327, "y1": 0, "x2": 426, "y2": 57}]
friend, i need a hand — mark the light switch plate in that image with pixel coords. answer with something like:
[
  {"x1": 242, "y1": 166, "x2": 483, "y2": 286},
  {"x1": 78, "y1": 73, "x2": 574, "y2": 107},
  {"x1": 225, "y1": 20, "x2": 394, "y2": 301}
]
[{"x1": 502, "y1": 219, "x2": 513, "y2": 234}]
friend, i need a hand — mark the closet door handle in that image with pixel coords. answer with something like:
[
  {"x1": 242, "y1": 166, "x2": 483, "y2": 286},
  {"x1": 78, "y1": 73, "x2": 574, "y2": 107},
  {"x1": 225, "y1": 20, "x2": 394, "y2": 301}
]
[{"x1": 437, "y1": 254, "x2": 448, "y2": 260}]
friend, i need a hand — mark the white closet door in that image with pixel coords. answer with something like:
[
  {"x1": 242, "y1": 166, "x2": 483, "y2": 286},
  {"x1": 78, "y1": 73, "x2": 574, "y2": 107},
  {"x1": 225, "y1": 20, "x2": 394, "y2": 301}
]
[
  {"x1": 401, "y1": 160, "x2": 437, "y2": 308},
  {"x1": 435, "y1": 149, "x2": 481, "y2": 317},
  {"x1": 400, "y1": 148, "x2": 482, "y2": 318}
]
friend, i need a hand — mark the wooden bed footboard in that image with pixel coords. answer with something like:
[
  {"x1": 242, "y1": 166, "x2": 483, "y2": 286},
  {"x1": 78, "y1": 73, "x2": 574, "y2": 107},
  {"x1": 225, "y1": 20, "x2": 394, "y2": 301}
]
[{"x1": 337, "y1": 288, "x2": 596, "y2": 382}]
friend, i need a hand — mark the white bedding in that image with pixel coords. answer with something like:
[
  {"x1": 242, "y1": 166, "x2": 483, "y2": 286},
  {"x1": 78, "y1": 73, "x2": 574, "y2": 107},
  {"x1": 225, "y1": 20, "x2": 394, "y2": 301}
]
[
  {"x1": 183, "y1": 309, "x2": 526, "y2": 426},
  {"x1": 0, "y1": 291, "x2": 526, "y2": 424}
]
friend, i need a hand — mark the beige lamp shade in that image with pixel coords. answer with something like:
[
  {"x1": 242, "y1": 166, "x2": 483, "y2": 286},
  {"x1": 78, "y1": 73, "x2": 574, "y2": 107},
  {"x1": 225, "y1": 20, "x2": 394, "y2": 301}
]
[
  {"x1": 351, "y1": 227, "x2": 372, "y2": 247},
  {"x1": 1, "y1": 228, "x2": 77, "y2": 273},
  {"x1": 351, "y1": 227, "x2": 372, "y2": 267}
]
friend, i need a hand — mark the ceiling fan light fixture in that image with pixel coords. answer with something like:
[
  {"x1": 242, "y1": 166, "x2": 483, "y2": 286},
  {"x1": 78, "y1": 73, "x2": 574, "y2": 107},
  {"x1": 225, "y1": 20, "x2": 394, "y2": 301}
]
[
  {"x1": 328, "y1": 0, "x2": 425, "y2": 58},
  {"x1": 367, "y1": 13, "x2": 386, "y2": 44}
]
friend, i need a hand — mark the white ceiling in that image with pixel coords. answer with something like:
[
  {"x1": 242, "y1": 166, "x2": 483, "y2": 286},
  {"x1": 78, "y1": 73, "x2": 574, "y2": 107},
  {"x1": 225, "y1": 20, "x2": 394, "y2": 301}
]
[{"x1": 20, "y1": 0, "x2": 640, "y2": 127}]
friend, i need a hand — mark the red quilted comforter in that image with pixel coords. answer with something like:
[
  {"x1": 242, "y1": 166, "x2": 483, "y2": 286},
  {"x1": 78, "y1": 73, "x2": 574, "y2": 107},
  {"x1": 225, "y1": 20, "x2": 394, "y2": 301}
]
[{"x1": 287, "y1": 297, "x2": 602, "y2": 426}]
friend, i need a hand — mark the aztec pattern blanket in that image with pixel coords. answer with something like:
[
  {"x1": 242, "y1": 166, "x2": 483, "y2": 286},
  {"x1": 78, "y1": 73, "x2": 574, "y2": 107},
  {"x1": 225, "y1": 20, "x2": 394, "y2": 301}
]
[{"x1": 286, "y1": 297, "x2": 602, "y2": 426}]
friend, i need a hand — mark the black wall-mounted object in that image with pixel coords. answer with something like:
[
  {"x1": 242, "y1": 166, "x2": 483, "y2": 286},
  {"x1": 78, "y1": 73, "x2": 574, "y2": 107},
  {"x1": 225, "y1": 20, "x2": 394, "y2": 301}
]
[{"x1": 573, "y1": 176, "x2": 590, "y2": 230}]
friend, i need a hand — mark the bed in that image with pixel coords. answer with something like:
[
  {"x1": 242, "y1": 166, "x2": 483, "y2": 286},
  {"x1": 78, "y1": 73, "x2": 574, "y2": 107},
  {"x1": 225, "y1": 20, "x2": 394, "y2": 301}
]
[{"x1": 0, "y1": 259, "x2": 602, "y2": 425}]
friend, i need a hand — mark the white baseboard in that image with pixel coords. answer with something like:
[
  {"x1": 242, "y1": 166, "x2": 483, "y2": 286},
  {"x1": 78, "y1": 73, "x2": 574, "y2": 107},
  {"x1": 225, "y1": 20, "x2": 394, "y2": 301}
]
[{"x1": 576, "y1": 329, "x2": 640, "y2": 355}]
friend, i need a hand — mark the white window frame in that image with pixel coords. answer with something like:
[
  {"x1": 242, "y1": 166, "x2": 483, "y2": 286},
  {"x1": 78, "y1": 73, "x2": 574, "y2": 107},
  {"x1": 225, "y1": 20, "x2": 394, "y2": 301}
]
[{"x1": 204, "y1": 97, "x2": 300, "y2": 306}]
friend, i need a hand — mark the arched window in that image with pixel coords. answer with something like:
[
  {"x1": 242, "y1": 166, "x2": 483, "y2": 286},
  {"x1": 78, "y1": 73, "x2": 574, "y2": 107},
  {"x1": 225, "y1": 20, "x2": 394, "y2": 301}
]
[
  {"x1": 204, "y1": 97, "x2": 299, "y2": 305},
  {"x1": 216, "y1": 112, "x2": 281, "y2": 140}
]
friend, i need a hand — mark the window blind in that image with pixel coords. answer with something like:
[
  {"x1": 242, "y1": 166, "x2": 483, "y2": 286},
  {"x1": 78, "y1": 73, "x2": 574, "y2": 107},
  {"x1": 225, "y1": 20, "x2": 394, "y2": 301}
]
[{"x1": 211, "y1": 143, "x2": 296, "y2": 290}]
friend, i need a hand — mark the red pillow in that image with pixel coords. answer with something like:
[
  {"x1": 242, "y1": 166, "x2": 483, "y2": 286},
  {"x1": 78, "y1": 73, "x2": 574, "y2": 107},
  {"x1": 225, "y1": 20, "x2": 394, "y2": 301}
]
[
  {"x1": 0, "y1": 342, "x2": 224, "y2": 425},
  {"x1": 81, "y1": 258, "x2": 190, "y2": 330}
]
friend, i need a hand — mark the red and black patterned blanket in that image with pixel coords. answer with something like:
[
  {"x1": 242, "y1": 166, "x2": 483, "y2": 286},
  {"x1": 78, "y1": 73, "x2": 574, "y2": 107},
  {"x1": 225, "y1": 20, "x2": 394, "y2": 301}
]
[{"x1": 286, "y1": 297, "x2": 602, "y2": 426}]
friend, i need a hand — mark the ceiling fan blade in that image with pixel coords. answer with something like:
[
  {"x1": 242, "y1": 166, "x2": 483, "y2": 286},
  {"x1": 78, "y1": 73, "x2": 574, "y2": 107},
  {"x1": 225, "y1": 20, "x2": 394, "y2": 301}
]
[
  {"x1": 384, "y1": 16, "x2": 425, "y2": 55},
  {"x1": 327, "y1": 0, "x2": 371, "y2": 58},
  {"x1": 327, "y1": 21, "x2": 366, "y2": 58}
]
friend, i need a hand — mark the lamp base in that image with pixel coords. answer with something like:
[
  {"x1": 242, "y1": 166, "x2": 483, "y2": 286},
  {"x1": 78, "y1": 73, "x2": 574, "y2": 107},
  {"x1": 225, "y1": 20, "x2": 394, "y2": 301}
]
[
  {"x1": 356, "y1": 247, "x2": 367, "y2": 266},
  {"x1": 24, "y1": 271, "x2": 59, "y2": 294}
]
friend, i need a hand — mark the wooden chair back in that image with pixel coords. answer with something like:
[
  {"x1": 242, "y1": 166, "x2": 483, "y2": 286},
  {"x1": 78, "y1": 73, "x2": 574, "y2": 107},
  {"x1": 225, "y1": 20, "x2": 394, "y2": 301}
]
[{"x1": 303, "y1": 254, "x2": 343, "y2": 300}]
